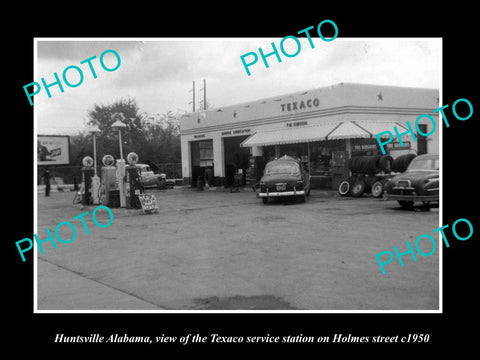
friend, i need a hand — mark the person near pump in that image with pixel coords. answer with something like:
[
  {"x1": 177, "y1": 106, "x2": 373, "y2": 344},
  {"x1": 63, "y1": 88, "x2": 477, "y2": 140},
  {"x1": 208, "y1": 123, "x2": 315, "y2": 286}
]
[{"x1": 43, "y1": 168, "x2": 51, "y2": 197}]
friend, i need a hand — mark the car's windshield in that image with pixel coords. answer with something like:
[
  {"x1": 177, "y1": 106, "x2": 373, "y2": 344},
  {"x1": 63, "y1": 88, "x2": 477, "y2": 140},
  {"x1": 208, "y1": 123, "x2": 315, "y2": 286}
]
[
  {"x1": 138, "y1": 166, "x2": 151, "y2": 173},
  {"x1": 265, "y1": 162, "x2": 300, "y2": 175},
  {"x1": 407, "y1": 157, "x2": 439, "y2": 171}
]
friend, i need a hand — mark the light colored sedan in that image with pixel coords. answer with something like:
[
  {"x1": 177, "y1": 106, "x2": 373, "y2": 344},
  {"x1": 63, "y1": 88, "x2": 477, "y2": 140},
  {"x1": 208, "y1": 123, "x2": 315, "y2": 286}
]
[{"x1": 136, "y1": 164, "x2": 167, "y2": 189}]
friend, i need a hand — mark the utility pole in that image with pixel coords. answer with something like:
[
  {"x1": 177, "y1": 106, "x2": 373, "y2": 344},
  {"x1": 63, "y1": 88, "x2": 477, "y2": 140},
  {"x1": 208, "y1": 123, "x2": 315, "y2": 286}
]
[
  {"x1": 192, "y1": 80, "x2": 195, "y2": 112},
  {"x1": 203, "y1": 79, "x2": 207, "y2": 110}
]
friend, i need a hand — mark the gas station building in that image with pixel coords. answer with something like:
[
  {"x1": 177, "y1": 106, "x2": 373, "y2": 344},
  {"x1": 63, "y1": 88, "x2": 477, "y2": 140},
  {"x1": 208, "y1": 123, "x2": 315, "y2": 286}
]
[{"x1": 179, "y1": 83, "x2": 439, "y2": 189}]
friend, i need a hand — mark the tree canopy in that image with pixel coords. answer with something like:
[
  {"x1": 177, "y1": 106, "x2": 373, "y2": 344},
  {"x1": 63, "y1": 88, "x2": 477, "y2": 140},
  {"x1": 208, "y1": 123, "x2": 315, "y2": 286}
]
[{"x1": 70, "y1": 97, "x2": 181, "y2": 167}]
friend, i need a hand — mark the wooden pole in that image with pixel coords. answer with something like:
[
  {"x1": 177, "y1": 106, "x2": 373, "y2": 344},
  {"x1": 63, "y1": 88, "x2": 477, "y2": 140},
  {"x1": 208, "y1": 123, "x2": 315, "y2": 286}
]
[
  {"x1": 204, "y1": 79, "x2": 206, "y2": 110},
  {"x1": 192, "y1": 81, "x2": 195, "y2": 112}
]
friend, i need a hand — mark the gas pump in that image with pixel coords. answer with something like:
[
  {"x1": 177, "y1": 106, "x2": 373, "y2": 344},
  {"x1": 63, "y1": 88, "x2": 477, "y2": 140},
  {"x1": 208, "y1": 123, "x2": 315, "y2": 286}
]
[
  {"x1": 125, "y1": 152, "x2": 143, "y2": 209},
  {"x1": 331, "y1": 151, "x2": 349, "y2": 190},
  {"x1": 81, "y1": 156, "x2": 94, "y2": 205},
  {"x1": 91, "y1": 172, "x2": 101, "y2": 206},
  {"x1": 100, "y1": 154, "x2": 116, "y2": 206},
  {"x1": 246, "y1": 156, "x2": 264, "y2": 188},
  {"x1": 246, "y1": 147, "x2": 265, "y2": 190},
  {"x1": 116, "y1": 158, "x2": 126, "y2": 208}
]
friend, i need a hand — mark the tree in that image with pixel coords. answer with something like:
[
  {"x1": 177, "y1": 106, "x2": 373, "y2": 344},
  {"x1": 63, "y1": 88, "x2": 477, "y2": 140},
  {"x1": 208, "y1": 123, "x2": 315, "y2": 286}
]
[
  {"x1": 143, "y1": 110, "x2": 181, "y2": 163},
  {"x1": 86, "y1": 97, "x2": 147, "y2": 160},
  {"x1": 70, "y1": 131, "x2": 93, "y2": 165},
  {"x1": 83, "y1": 97, "x2": 182, "y2": 166}
]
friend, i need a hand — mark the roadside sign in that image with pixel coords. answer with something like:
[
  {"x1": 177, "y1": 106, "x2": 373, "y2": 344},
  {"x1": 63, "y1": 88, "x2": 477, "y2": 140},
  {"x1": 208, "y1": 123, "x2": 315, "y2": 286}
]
[{"x1": 138, "y1": 193, "x2": 158, "y2": 214}]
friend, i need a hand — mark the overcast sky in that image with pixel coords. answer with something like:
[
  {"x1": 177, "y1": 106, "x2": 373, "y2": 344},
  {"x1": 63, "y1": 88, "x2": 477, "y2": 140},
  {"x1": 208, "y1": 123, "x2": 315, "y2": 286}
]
[{"x1": 34, "y1": 38, "x2": 441, "y2": 135}]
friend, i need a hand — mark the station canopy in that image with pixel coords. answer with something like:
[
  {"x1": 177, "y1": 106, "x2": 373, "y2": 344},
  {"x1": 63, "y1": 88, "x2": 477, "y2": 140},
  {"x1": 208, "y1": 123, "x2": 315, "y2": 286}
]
[{"x1": 241, "y1": 120, "x2": 410, "y2": 147}]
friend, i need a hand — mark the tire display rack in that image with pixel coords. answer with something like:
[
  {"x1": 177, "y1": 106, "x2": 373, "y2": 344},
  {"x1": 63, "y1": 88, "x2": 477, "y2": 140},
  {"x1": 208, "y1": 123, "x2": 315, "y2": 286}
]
[{"x1": 338, "y1": 154, "x2": 416, "y2": 198}]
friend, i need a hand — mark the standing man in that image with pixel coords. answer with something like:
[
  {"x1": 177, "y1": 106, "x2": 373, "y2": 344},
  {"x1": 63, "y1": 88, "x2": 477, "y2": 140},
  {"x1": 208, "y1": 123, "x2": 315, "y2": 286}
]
[{"x1": 43, "y1": 168, "x2": 51, "y2": 197}]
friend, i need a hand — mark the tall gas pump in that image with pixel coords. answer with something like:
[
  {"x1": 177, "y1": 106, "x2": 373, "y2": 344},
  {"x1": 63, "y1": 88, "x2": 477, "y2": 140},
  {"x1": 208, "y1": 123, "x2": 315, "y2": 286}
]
[
  {"x1": 125, "y1": 152, "x2": 143, "y2": 209},
  {"x1": 245, "y1": 146, "x2": 265, "y2": 189},
  {"x1": 116, "y1": 159, "x2": 126, "y2": 207},
  {"x1": 91, "y1": 170, "x2": 101, "y2": 205},
  {"x1": 100, "y1": 154, "x2": 116, "y2": 206},
  {"x1": 81, "y1": 156, "x2": 94, "y2": 205},
  {"x1": 331, "y1": 151, "x2": 349, "y2": 191}
]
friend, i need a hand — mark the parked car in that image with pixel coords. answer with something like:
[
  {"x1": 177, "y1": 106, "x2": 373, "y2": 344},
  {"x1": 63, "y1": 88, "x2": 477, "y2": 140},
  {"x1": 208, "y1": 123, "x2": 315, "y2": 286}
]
[
  {"x1": 136, "y1": 164, "x2": 167, "y2": 189},
  {"x1": 383, "y1": 154, "x2": 439, "y2": 208},
  {"x1": 258, "y1": 155, "x2": 310, "y2": 204}
]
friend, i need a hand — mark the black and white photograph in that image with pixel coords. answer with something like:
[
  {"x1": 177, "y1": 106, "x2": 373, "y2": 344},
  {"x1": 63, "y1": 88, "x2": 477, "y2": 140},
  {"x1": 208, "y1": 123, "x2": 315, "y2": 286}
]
[{"x1": 33, "y1": 37, "x2": 441, "y2": 312}]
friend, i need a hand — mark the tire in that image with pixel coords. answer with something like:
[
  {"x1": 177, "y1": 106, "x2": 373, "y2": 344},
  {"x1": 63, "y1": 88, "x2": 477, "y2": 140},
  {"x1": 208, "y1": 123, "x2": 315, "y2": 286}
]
[
  {"x1": 364, "y1": 176, "x2": 374, "y2": 193},
  {"x1": 398, "y1": 200, "x2": 414, "y2": 209},
  {"x1": 379, "y1": 155, "x2": 393, "y2": 172},
  {"x1": 369, "y1": 156, "x2": 382, "y2": 173},
  {"x1": 348, "y1": 157, "x2": 359, "y2": 173},
  {"x1": 338, "y1": 181, "x2": 351, "y2": 196},
  {"x1": 156, "y1": 178, "x2": 166, "y2": 190},
  {"x1": 392, "y1": 154, "x2": 416, "y2": 172},
  {"x1": 371, "y1": 181, "x2": 384, "y2": 198},
  {"x1": 350, "y1": 155, "x2": 387, "y2": 174},
  {"x1": 262, "y1": 197, "x2": 268, "y2": 204},
  {"x1": 351, "y1": 179, "x2": 366, "y2": 197}
]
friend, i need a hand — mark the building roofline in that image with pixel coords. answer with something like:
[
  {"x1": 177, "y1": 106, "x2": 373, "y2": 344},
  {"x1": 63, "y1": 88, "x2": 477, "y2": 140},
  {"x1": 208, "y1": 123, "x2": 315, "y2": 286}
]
[{"x1": 184, "y1": 82, "x2": 439, "y2": 116}]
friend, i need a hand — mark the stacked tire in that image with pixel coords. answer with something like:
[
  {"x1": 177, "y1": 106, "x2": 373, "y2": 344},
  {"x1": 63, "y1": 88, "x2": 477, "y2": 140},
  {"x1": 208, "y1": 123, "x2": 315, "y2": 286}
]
[
  {"x1": 349, "y1": 155, "x2": 393, "y2": 174},
  {"x1": 339, "y1": 155, "x2": 394, "y2": 198},
  {"x1": 391, "y1": 154, "x2": 416, "y2": 173}
]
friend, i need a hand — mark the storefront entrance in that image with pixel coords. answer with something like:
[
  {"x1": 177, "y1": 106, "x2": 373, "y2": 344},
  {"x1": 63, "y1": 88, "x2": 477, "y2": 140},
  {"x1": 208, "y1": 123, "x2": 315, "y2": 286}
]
[
  {"x1": 272, "y1": 140, "x2": 346, "y2": 189},
  {"x1": 190, "y1": 139, "x2": 214, "y2": 187},
  {"x1": 223, "y1": 135, "x2": 250, "y2": 186}
]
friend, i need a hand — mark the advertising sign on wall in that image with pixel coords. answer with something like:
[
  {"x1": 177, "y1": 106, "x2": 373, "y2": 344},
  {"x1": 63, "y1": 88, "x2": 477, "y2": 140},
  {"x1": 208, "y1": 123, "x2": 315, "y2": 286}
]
[{"x1": 37, "y1": 135, "x2": 70, "y2": 166}]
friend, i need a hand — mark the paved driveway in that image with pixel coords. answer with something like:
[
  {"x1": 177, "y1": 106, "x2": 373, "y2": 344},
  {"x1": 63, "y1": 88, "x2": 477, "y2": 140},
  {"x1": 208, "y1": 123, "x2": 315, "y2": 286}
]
[{"x1": 35, "y1": 187, "x2": 439, "y2": 311}]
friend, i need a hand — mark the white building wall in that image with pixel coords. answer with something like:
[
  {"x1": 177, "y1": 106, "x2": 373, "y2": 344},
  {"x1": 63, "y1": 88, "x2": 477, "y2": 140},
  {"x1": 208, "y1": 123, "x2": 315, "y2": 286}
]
[{"x1": 179, "y1": 83, "x2": 440, "y2": 182}]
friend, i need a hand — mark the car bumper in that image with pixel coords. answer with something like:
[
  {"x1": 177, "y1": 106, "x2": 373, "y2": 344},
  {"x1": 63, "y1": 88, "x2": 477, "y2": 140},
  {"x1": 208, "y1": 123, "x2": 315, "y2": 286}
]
[
  {"x1": 258, "y1": 190, "x2": 305, "y2": 197},
  {"x1": 383, "y1": 192, "x2": 439, "y2": 202}
]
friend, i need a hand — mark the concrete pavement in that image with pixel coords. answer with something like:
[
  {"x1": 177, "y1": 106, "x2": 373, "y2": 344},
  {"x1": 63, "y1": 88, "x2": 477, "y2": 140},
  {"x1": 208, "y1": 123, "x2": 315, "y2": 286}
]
[{"x1": 35, "y1": 186, "x2": 439, "y2": 311}]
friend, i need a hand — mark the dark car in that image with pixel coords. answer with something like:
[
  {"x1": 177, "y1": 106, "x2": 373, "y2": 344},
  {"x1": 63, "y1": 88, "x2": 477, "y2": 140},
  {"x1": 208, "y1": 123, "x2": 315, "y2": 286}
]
[
  {"x1": 383, "y1": 154, "x2": 439, "y2": 208},
  {"x1": 258, "y1": 155, "x2": 311, "y2": 204}
]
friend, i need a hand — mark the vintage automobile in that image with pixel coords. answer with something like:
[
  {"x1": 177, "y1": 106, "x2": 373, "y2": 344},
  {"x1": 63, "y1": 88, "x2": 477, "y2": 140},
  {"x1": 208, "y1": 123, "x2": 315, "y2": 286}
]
[
  {"x1": 136, "y1": 164, "x2": 167, "y2": 189},
  {"x1": 258, "y1": 155, "x2": 311, "y2": 204},
  {"x1": 383, "y1": 154, "x2": 439, "y2": 208}
]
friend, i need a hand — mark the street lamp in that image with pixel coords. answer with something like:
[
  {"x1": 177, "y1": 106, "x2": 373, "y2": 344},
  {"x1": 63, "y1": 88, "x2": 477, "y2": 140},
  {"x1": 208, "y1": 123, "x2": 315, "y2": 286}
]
[
  {"x1": 88, "y1": 124, "x2": 101, "y2": 176},
  {"x1": 88, "y1": 124, "x2": 101, "y2": 205},
  {"x1": 111, "y1": 118, "x2": 127, "y2": 159},
  {"x1": 111, "y1": 113, "x2": 127, "y2": 208}
]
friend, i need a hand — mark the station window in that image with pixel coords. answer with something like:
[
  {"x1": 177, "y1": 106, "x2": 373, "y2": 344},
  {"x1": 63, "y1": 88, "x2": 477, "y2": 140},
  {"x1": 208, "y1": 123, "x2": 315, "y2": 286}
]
[{"x1": 199, "y1": 140, "x2": 213, "y2": 167}]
